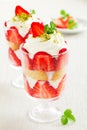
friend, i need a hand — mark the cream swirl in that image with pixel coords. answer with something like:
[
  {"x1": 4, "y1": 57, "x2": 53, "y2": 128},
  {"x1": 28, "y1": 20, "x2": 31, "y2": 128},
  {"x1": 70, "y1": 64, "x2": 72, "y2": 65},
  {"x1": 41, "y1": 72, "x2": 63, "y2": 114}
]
[
  {"x1": 24, "y1": 31, "x2": 67, "y2": 58},
  {"x1": 5, "y1": 15, "x2": 42, "y2": 37}
]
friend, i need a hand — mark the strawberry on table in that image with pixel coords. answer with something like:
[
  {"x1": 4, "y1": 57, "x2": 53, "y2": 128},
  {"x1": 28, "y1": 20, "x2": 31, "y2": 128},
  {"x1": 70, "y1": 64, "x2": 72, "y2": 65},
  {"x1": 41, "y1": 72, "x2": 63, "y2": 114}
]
[
  {"x1": 8, "y1": 47, "x2": 21, "y2": 66},
  {"x1": 31, "y1": 22, "x2": 44, "y2": 37},
  {"x1": 33, "y1": 51, "x2": 55, "y2": 71},
  {"x1": 32, "y1": 81, "x2": 57, "y2": 98}
]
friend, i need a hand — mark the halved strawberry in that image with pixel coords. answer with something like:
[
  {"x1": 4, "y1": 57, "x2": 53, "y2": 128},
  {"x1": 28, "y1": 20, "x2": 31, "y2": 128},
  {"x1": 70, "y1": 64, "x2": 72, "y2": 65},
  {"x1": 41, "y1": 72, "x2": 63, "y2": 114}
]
[
  {"x1": 33, "y1": 52, "x2": 55, "y2": 71},
  {"x1": 6, "y1": 26, "x2": 24, "y2": 46},
  {"x1": 56, "y1": 74, "x2": 66, "y2": 96},
  {"x1": 53, "y1": 18, "x2": 68, "y2": 29},
  {"x1": 8, "y1": 47, "x2": 21, "y2": 66},
  {"x1": 23, "y1": 74, "x2": 33, "y2": 95},
  {"x1": 31, "y1": 22, "x2": 44, "y2": 37},
  {"x1": 32, "y1": 81, "x2": 42, "y2": 98},
  {"x1": 22, "y1": 47, "x2": 32, "y2": 70},
  {"x1": 42, "y1": 81, "x2": 57, "y2": 98},
  {"x1": 15, "y1": 5, "x2": 29, "y2": 16},
  {"x1": 56, "y1": 48, "x2": 69, "y2": 70},
  {"x1": 32, "y1": 81, "x2": 57, "y2": 98}
]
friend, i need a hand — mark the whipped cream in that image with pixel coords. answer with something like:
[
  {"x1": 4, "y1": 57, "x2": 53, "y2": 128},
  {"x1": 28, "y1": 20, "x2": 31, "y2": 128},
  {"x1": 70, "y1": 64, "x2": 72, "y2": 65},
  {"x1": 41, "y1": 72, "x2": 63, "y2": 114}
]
[
  {"x1": 23, "y1": 31, "x2": 68, "y2": 58},
  {"x1": 6, "y1": 15, "x2": 42, "y2": 37}
]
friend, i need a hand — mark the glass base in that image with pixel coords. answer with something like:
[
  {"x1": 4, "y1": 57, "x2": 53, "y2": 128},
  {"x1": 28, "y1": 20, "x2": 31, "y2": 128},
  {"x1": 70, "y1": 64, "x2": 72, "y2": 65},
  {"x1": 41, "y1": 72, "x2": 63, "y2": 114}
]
[
  {"x1": 29, "y1": 103, "x2": 61, "y2": 123},
  {"x1": 10, "y1": 65, "x2": 24, "y2": 88}
]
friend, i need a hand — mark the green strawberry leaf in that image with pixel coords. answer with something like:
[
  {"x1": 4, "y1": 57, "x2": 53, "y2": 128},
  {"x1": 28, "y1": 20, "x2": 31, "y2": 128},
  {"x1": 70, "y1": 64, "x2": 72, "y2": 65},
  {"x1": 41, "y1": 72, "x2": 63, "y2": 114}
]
[
  {"x1": 30, "y1": 9, "x2": 36, "y2": 15},
  {"x1": 64, "y1": 109, "x2": 72, "y2": 116},
  {"x1": 60, "y1": 9, "x2": 69, "y2": 19},
  {"x1": 61, "y1": 109, "x2": 76, "y2": 125},
  {"x1": 61, "y1": 115, "x2": 68, "y2": 125},
  {"x1": 50, "y1": 21, "x2": 56, "y2": 30},
  {"x1": 44, "y1": 21, "x2": 56, "y2": 34},
  {"x1": 68, "y1": 19, "x2": 78, "y2": 29},
  {"x1": 68, "y1": 114, "x2": 76, "y2": 122}
]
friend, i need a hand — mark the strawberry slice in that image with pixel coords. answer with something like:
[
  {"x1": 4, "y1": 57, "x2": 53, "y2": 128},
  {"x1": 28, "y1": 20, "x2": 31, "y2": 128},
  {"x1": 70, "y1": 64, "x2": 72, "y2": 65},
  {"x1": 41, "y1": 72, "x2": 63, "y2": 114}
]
[
  {"x1": 53, "y1": 18, "x2": 68, "y2": 29},
  {"x1": 22, "y1": 47, "x2": 32, "y2": 70},
  {"x1": 33, "y1": 52, "x2": 55, "y2": 71},
  {"x1": 8, "y1": 47, "x2": 21, "y2": 66},
  {"x1": 6, "y1": 26, "x2": 24, "y2": 46},
  {"x1": 31, "y1": 22, "x2": 44, "y2": 37},
  {"x1": 56, "y1": 48, "x2": 69, "y2": 70},
  {"x1": 42, "y1": 82, "x2": 57, "y2": 98},
  {"x1": 4, "y1": 21, "x2": 7, "y2": 27},
  {"x1": 32, "y1": 81, "x2": 42, "y2": 98},
  {"x1": 32, "y1": 81, "x2": 57, "y2": 98},
  {"x1": 15, "y1": 5, "x2": 29, "y2": 15},
  {"x1": 56, "y1": 74, "x2": 66, "y2": 96},
  {"x1": 23, "y1": 74, "x2": 33, "y2": 95}
]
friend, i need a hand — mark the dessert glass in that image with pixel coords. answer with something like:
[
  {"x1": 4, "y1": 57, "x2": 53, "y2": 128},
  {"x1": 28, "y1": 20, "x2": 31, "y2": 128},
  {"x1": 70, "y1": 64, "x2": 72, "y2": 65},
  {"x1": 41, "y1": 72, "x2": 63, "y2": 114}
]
[
  {"x1": 4, "y1": 23, "x2": 25, "y2": 88},
  {"x1": 21, "y1": 44, "x2": 69, "y2": 123},
  {"x1": 4, "y1": 9, "x2": 42, "y2": 88}
]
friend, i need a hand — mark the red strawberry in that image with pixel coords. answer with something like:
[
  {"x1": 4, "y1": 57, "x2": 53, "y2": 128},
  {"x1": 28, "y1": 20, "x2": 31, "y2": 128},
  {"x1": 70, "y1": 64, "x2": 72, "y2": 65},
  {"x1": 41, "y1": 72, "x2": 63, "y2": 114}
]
[
  {"x1": 56, "y1": 74, "x2": 66, "y2": 96},
  {"x1": 56, "y1": 48, "x2": 69, "y2": 70},
  {"x1": 32, "y1": 81, "x2": 42, "y2": 98},
  {"x1": 23, "y1": 74, "x2": 33, "y2": 95},
  {"x1": 53, "y1": 18, "x2": 68, "y2": 29},
  {"x1": 31, "y1": 22, "x2": 44, "y2": 37},
  {"x1": 33, "y1": 52, "x2": 55, "y2": 71},
  {"x1": 22, "y1": 47, "x2": 32, "y2": 69},
  {"x1": 4, "y1": 21, "x2": 7, "y2": 27},
  {"x1": 32, "y1": 81, "x2": 57, "y2": 98},
  {"x1": 24, "y1": 28, "x2": 32, "y2": 40},
  {"x1": 42, "y1": 81, "x2": 57, "y2": 98},
  {"x1": 15, "y1": 5, "x2": 29, "y2": 16},
  {"x1": 6, "y1": 26, "x2": 24, "y2": 45},
  {"x1": 8, "y1": 47, "x2": 21, "y2": 66}
]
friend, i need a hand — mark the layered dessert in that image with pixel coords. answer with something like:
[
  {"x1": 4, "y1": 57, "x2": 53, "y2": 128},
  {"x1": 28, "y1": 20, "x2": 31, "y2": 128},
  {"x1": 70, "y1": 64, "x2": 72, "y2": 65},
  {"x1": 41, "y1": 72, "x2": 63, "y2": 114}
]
[
  {"x1": 4, "y1": 5, "x2": 42, "y2": 66},
  {"x1": 21, "y1": 21, "x2": 69, "y2": 99},
  {"x1": 53, "y1": 10, "x2": 78, "y2": 29}
]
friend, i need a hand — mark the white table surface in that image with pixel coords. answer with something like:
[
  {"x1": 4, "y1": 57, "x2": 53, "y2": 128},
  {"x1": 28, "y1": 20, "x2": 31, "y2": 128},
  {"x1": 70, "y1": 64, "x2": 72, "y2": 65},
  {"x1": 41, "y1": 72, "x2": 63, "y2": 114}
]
[{"x1": 0, "y1": 0, "x2": 87, "y2": 130}]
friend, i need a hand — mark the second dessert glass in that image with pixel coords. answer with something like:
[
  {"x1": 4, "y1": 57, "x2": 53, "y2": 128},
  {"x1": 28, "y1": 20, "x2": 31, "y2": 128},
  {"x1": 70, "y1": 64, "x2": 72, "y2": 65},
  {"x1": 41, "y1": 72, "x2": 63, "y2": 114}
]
[
  {"x1": 4, "y1": 23, "x2": 25, "y2": 88},
  {"x1": 4, "y1": 5, "x2": 42, "y2": 88},
  {"x1": 21, "y1": 44, "x2": 69, "y2": 123}
]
